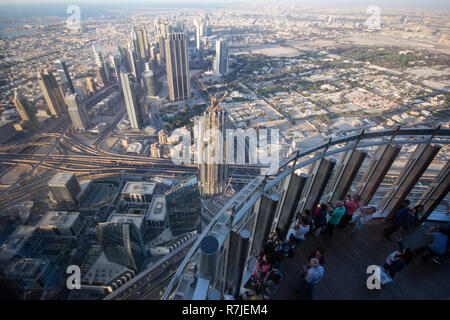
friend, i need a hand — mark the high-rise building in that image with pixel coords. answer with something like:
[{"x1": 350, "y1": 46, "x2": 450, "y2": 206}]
[
  {"x1": 48, "y1": 172, "x2": 81, "y2": 205},
  {"x1": 54, "y1": 59, "x2": 75, "y2": 94},
  {"x1": 149, "y1": 45, "x2": 156, "y2": 62},
  {"x1": 165, "y1": 176, "x2": 201, "y2": 236},
  {"x1": 109, "y1": 55, "x2": 119, "y2": 82},
  {"x1": 37, "y1": 211, "x2": 82, "y2": 238},
  {"x1": 120, "y1": 72, "x2": 145, "y2": 130},
  {"x1": 158, "y1": 35, "x2": 166, "y2": 60},
  {"x1": 215, "y1": 40, "x2": 229, "y2": 75},
  {"x1": 132, "y1": 25, "x2": 149, "y2": 60},
  {"x1": 86, "y1": 77, "x2": 97, "y2": 95},
  {"x1": 96, "y1": 222, "x2": 147, "y2": 272},
  {"x1": 196, "y1": 109, "x2": 228, "y2": 196},
  {"x1": 13, "y1": 90, "x2": 40, "y2": 132},
  {"x1": 142, "y1": 70, "x2": 157, "y2": 96},
  {"x1": 194, "y1": 19, "x2": 202, "y2": 51},
  {"x1": 165, "y1": 33, "x2": 190, "y2": 101},
  {"x1": 127, "y1": 42, "x2": 139, "y2": 82},
  {"x1": 93, "y1": 45, "x2": 110, "y2": 85},
  {"x1": 65, "y1": 92, "x2": 89, "y2": 131},
  {"x1": 37, "y1": 69, "x2": 67, "y2": 116},
  {"x1": 95, "y1": 69, "x2": 106, "y2": 87}
]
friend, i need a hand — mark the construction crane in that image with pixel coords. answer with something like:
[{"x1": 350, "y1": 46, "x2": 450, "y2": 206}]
[
  {"x1": 221, "y1": 177, "x2": 232, "y2": 199},
  {"x1": 198, "y1": 79, "x2": 228, "y2": 113}
]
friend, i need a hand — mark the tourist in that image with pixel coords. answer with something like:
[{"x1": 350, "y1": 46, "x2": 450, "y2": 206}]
[
  {"x1": 338, "y1": 195, "x2": 361, "y2": 229},
  {"x1": 296, "y1": 258, "x2": 324, "y2": 300},
  {"x1": 263, "y1": 268, "x2": 283, "y2": 300},
  {"x1": 322, "y1": 200, "x2": 346, "y2": 236},
  {"x1": 313, "y1": 203, "x2": 328, "y2": 236},
  {"x1": 350, "y1": 206, "x2": 377, "y2": 234},
  {"x1": 302, "y1": 209, "x2": 314, "y2": 233},
  {"x1": 383, "y1": 236, "x2": 413, "y2": 278},
  {"x1": 307, "y1": 247, "x2": 325, "y2": 266},
  {"x1": 287, "y1": 217, "x2": 310, "y2": 245},
  {"x1": 411, "y1": 204, "x2": 424, "y2": 225},
  {"x1": 414, "y1": 226, "x2": 448, "y2": 262},
  {"x1": 383, "y1": 199, "x2": 412, "y2": 241}
]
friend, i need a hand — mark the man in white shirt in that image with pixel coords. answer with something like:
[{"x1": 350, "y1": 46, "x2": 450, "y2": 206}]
[{"x1": 287, "y1": 217, "x2": 310, "y2": 244}]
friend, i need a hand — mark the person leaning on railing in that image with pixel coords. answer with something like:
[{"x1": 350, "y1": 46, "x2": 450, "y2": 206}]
[
  {"x1": 383, "y1": 199, "x2": 413, "y2": 241},
  {"x1": 322, "y1": 200, "x2": 346, "y2": 237}
]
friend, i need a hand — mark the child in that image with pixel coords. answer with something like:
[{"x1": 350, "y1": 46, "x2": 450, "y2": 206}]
[{"x1": 350, "y1": 206, "x2": 377, "y2": 233}]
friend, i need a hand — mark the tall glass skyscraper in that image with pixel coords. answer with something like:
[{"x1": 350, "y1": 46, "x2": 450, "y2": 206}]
[
  {"x1": 120, "y1": 72, "x2": 145, "y2": 130},
  {"x1": 165, "y1": 176, "x2": 201, "y2": 236},
  {"x1": 65, "y1": 92, "x2": 89, "y2": 131},
  {"x1": 142, "y1": 70, "x2": 157, "y2": 96},
  {"x1": 132, "y1": 25, "x2": 149, "y2": 60},
  {"x1": 54, "y1": 59, "x2": 75, "y2": 94},
  {"x1": 13, "y1": 90, "x2": 40, "y2": 132},
  {"x1": 215, "y1": 40, "x2": 229, "y2": 75},
  {"x1": 36, "y1": 69, "x2": 67, "y2": 116},
  {"x1": 96, "y1": 222, "x2": 147, "y2": 272},
  {"x1": 196, "y1": 109, "x2": 228, "y2": 196},
  {"x1": 165, "y1": 33, "x2": 190, "y2": 101}
]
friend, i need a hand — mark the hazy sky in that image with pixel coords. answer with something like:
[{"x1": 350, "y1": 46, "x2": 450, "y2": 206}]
[{"x1": 0, "y1": 0, "x2": 449, "y2": 9}]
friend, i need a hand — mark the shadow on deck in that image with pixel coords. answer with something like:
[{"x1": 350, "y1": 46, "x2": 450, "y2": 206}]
[{"x1": 273, "y1": 219, "x2": 450, "y2": 300}]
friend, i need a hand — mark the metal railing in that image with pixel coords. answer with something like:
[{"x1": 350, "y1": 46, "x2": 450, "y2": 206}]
[{"x1": 161, "y1": 126, "x2": 450, "y2": 300}]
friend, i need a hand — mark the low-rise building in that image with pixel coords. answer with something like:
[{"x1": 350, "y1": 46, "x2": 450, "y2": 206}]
[
  {"x1": 145, "y1": 195, "x2": 167, "y2": 230},
  {"x1": 120, "y1": 181, "x2": 156, "y2": 204},
  {"x1": 37, "y1": 211, "x2": 83, "y2": 238}
]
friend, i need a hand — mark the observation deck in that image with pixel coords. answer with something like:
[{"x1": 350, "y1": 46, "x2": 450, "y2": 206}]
[{"x1": 106, "y1": 126, "x2": 450, "y2": 300}]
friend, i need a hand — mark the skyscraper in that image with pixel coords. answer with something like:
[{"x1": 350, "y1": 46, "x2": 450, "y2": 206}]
[
  {"x1": 127, "y1": 42, "x2": 139, "y2": 83},
  {"x1": 109, "y1": 55, "x2": 121, "y2": 84},
  {"x1": 165, "y1": 33, "x2": 190, "y2": 101},
  {"x1": 96, "y1": 222, "x2": 147, "y2": 272},
  {"x1": 86, "y1": 77, "x2": 96, "y2": 95},
  {"x1": 194, "y1": 18, "x2": 202, "y2": 51},
  {"x1": 95, "y1": 69, "x2": 106, "y2": 87},
  {"x1": 120, "y1": 72, "x2": 145, "y2": 130},
  {"x1": 165, "y1": 176, "x2": 201, "y2": 236},
  {"x1": 132, "y1": 25, "x2": 149, "y2": 60},
  {"x1": 37, "y1": 69, "x2": 67, "y2": 116},
  {"x1": 142, "y1": 70, "x2": 157, "y2": 97},
  {"x1": 215, "y1": 40, "x2": 229, "y2": 75},
  {"x1": 93, "y1": 45, "x2": 110, "y2": 85},
  {"x1": 65, "y1": 92, "x2": 89, "y2": 131},
  {"x1": 158, "y1": 35, "x2": 166, "y2": 60},
  {"x1": 54, "y1": 60, "x2": 75, "y2": 94},
  {"x1": 196, "y1": 109, "x2": 228, "y2": 196},
  {"x1": 13, "y1": 90, "x2": 40, "y2": 132}
]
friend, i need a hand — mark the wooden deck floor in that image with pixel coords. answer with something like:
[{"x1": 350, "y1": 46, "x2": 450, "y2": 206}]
[{"x1": 273, "y1": 219, "x2": 450, "y2": 300}]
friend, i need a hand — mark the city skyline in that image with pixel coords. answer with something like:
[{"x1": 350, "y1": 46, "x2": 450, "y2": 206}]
[{"x1": 0, "y1": 0, "x2": 448, "y2": 303}]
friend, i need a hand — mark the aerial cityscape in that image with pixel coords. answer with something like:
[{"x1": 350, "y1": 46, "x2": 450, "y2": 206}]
[{"x1": 0, "y1": 0, "x2": 449, "y2": 302}]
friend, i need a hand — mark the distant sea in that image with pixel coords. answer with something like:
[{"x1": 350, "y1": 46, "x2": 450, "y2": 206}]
[
  {"x1": 0, "y1": 1, "x2": 223, "y2": 38},
  {"x1": 0, "y1": 1, "x2": 223, "y2": 21}
]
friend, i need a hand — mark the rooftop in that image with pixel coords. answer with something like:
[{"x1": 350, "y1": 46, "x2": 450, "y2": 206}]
[
  {"x1": 5, "y1": 258, "x2": 47, "y2": 279},
  {"x1": 121, "y1": 181, "x2": 156, "y2": 196},
  {"x1": 0, "y1": 226, "x2": 37, "y2": 261},
  {"x1": 107, "y1": 213, "x2": 145, "y2": 230},
  {"x1": 48, "y1": 172, "x2": 76, "y2": 187},
  {"x1": 146, "y1": 195, "x2": 167, "y2": 222},
  {"x1": 37, "y1": 211, "x2": 80, "y2": 229}
]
